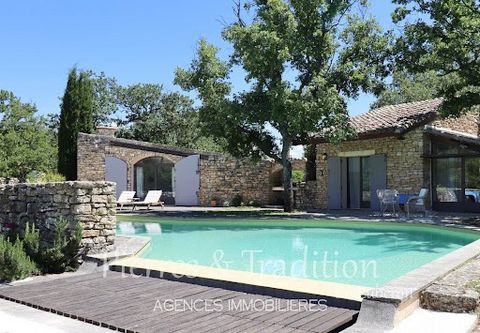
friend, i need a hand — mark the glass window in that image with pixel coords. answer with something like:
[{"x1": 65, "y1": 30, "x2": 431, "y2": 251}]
[
  {"x1": 465, "y1": 158, "x2": 480, "y2": 204},
  {"x1": 434, "y1": 158, "x2": 462, "y2": 202},
  {"x1": 433, "y1": 142, "x2": 479, "y2": 156}
]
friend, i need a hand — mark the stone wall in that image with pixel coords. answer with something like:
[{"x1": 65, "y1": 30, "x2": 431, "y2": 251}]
[
  {"x1": 0, "y1": 178, "x2": 19, "y2": 186},
  {"x1": 199, "y1": 156, "x2": 274, "y2": 206},
  {"x1": 315, "y1": 127, "x2": 428, "y2": 209},
  {"x1": 0, "y1": 181, "x2": 116, "y2": 254},
  {"x1": 295, "y1": 181, "x2": 319, "y2": 210}
]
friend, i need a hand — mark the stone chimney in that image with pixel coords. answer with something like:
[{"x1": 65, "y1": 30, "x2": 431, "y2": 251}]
[{"x1": 96, "y1": 124, "x2": 118, "y2": 137}]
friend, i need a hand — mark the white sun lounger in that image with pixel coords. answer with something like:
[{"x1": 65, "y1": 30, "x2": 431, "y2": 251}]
[
  {"x1": 133, "y1": 190, "x2": 164, "y2": 210},
  {"x1": 116, "y1": 191, "x2": 136, "y2": 210}
]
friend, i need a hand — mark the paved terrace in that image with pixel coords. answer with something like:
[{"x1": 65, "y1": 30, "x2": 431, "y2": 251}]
[
  {"x1": 118, "y1": 206, "x2": 480, "y2": 226},
  {"x1": 0, "y1": 272, "x2": 358, "y2": 333}
]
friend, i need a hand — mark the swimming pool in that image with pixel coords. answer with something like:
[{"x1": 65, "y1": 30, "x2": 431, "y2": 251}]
[{"x1": 117, "y1": 217, "x2": 480, "y2": 288}]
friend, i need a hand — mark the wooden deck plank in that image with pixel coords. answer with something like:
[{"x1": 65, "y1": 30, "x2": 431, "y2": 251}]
[{"x1": 0, "y1": 271, "x2": 358, "y2": 333}]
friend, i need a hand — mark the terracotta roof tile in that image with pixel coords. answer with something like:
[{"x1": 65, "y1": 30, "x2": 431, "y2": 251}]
[{"x1": 350, "y1": 98, "x2": 443, "y2": 137}]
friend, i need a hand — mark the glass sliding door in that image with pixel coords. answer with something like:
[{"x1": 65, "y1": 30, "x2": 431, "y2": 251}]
[
  {"x1": 465, "y1": 157, "x2": 480, "y2": 205},
  {"x1": 345, "y1": 156, "x2": 371, "y2": 209},
  {"x1": 433, "y1": 158, "x2": 462, "y2": 203},
  {"x1": 361, "y1": 157, "x2": 371, "y2": 208},
  {"x1": 432, "y1": 155, "x2": 480, "y2": 212},
  {"x1": 347, "y1": 157, "x2": 361, "y2": 209}
]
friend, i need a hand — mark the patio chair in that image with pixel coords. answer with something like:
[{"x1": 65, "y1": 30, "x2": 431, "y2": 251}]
[
  {"x1": 406, "y1": 188, "x2": 429, "y2": 217},
  {"x1": 133, "y1": 190, "x2": 164, "y2": 210},
  {"x1": 116, "y1": 191, "x2": 136, "y2": 210},
  {"x1": 377, "y1": 189, "x2": 399, "y2": 217}
]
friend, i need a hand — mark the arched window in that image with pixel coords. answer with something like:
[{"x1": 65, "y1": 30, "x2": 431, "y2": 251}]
[{"x1": 134, "y1": 157, "x2": 174, "y2": 199}]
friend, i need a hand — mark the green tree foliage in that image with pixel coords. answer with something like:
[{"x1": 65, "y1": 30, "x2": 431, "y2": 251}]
[
  {"x1": 58, "y1": 68, "x2": 95, "y2": 180},
  {"x1": 392, "y1": 0, "x2": 480, "y2": 116},
  {"x1": 175, "y1": 0, "x2": 390, "y2": 211},
  {"x1": 0, "y1": 90, "x2": 57, "y2": 181},
  {"x1": 86, "y1": 71, "x2": 121, "y2": 125},
  {"x1": 370, "y1": 70, "x2": 444, "y2": 109},
  {"x1": 117, "y1": 83, "x2": 222, "y2": 151}
]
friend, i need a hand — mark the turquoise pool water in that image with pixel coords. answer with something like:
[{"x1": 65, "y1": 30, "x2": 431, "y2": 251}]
[{"x1": 117, "y1": 217, "x2": 480, "y2": 287}]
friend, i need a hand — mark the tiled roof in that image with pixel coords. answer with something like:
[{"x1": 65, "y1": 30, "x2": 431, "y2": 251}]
[{"x1": 350, "y1": 98, "x2": 443, "y2": 137}]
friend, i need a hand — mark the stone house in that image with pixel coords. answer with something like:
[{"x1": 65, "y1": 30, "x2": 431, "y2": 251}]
[{"x1": 310, "y1": 99, "x2": 480, "y2": 213}]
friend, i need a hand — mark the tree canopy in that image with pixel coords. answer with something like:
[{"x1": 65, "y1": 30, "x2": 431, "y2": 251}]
[
  {"x1": 0, "y1": 90, "x2": 57, "y2": 181},
  {"x1": 58, "y1": 68, "x2": 95, "y2": 180},
  {"x1": 370, "y1": 70, "x2": 444, "y2": 109},
  {"x1": 175, "y1": 0, "x2": 390, "y2": 211},
  {"x1": 116, "y1": 83, "x2": 221, "y2": 151},
  {"x1": 392, "y1": 0, "x2": 480, "y2": 116}
]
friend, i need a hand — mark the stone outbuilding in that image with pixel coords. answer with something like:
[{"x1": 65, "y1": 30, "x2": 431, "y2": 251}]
[
  {"x1": 77, "y1": 129, "x2": 289, "y2": 207},
  {"x1": 309, "y1": 99, "x2": 480, "y2": 213}
]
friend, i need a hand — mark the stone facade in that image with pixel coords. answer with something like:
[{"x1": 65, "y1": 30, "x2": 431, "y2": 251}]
[
  {"x1": 314, "y1": 128, "x2": 428, "y2": 209},
  {"x1": 198, "y1": 156, "x2": 274, "y2": 206},
  {"x1": 0, "y1": 181, "x2": 116, "y2": 254},
  {"x1": 77, "y1": 133, "x2": 185, "y2": 188},
  {"x1": 78, "y1": 132, "x2": 278, "y2": 206},
  {"x1": 295, "y1": 181, "x2": 319, "y2": 209}
]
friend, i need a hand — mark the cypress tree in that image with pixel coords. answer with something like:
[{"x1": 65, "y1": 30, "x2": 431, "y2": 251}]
[{"x1": 58, "y1": 68, "x2": 94, "y2": 180}]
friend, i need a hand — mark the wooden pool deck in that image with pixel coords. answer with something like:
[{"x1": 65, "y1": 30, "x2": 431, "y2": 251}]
[{"x1": 0, "y1": 272, "x2": 358, "y2": 333}]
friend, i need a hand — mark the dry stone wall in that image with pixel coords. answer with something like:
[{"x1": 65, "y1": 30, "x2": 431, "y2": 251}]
[
  {"x1": 0, "y1": 181, "x2": 116, "y2": 254},
  {"x1": 295, "y1": 181, "x2": 319, "y2": 210},
  {"x1": 199, "y1": 156, "x2": 274, "y2": 206}
]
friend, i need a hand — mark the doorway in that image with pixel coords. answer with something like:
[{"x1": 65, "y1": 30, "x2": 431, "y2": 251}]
[{"x1": 328, "y1": 155, "x2": 386, "y2": 210}]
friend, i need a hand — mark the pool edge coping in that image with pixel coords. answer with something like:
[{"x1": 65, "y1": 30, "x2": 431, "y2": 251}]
[
  {"x1": 109, "y1": 256, "x2": 369, "y2": 304},
  {"x1": 347, "y1": 238, "x2": 480, "y2": 332}
]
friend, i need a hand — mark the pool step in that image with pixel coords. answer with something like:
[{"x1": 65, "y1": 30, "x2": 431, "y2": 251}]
[{"x1": 420, "y1": 257, "x2": 480, "y2": 313}]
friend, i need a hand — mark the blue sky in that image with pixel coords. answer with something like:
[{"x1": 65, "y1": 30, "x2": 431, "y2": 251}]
[{"x1": 0, "y1": 0, "x2": 396, "y2": 118}]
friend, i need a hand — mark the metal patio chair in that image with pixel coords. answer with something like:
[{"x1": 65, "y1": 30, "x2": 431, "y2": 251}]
[{"x1": 377, "y1": 189, "x2": 399, "y2": 217}]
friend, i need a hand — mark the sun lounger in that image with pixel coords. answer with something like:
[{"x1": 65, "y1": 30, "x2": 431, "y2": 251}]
[
  {"x1": 116, "y1": 191, "x2": 136, "y2": 210},
  {"x1": 133, "y1": 190, "x2": 164, "y2": 210}
]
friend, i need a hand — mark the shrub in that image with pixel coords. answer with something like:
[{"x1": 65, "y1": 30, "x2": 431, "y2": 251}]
[
  {"x1": 27, "y1": 171, "x2": 65, "y2": 183},
  {"x1": 231, "y1": 194, "x2": 243, "y2": 207},
  {"x1": 37, "y1": 218, "x2": 82, "y2": 274},
  {"x1": 292, "y1": 170, "x2": 305, "y2": 183},
  {"x1": 0, "y1": 236, "x2": 38, "y2": 282},
  {"x1": 18, "y1": 219, "x2": 82, "y2": 274}
]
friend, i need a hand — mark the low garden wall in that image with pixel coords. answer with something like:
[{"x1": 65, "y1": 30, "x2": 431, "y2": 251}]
[{"x1": 0, "y1": 181, "x2": 116, "y2": 254}]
